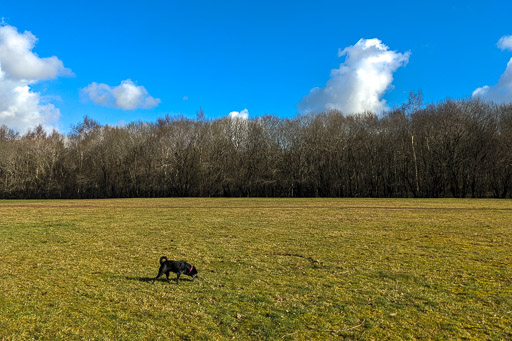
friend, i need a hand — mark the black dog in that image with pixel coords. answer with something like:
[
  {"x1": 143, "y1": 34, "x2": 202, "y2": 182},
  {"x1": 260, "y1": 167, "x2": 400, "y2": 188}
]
[{"x1": 152, "y1": 256, "x2": 198, "y2": 284}]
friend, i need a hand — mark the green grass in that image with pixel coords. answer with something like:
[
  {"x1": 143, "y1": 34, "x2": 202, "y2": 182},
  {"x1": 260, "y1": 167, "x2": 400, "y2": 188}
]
[{"x1": 1, "y1": 198, "x2": 511, "y2": 339}]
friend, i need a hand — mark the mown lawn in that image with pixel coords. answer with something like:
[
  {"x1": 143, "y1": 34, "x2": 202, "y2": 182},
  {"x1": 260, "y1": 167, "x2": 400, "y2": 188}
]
[{"x1": 0, "y1": 198, "x2": 511, "y2": 339}]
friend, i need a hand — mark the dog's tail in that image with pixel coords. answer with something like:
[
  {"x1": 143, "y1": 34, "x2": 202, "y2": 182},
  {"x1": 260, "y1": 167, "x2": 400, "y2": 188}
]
[{"x1": 159, "y1": 256, "x2": 168, "y2": 264}]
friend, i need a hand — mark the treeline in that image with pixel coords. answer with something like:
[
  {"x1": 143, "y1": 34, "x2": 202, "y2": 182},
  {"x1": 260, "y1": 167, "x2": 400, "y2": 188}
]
[{"x1": 0, "y1": 98, "x2": 511, "y2": 199}]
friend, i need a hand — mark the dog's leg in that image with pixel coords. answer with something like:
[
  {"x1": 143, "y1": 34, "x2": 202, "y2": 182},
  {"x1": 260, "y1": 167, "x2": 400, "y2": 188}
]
[
  {"x1": 165, "y1": 271, "x2": 171, "y2": 283},
  {"x1": 152, "y1": 271, "x2": 162, "y2": 284},
  {"x1": 176, "y1": 273, "x2": 181, "y2": 284}
]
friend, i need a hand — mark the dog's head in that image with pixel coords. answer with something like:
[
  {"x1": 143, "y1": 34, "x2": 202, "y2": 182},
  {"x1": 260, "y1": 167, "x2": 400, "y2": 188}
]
[{"x1": 188, "y1": 265, "x2": 198, "y2": 279}]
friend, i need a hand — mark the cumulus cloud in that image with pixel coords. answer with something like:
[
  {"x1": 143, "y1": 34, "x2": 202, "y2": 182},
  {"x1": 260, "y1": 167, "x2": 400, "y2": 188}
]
[
  {"x1": 82, "y1": 79, "x2": 160, "y2": 110},
  {"x1": 0, "y1": 80, "x2": 60, "y2": 130},
  {"x1": 498, "y1": 35, "x2": 512, "y2": 51},
  {"x1": 0, "y1": 24, "x2": 71, "y2": 132},
  {"x1": 0, "y1": 25, "x2": 72, "y2": 81},
  {"x1": 228, "y1": 108, "x2": 249, "y2": 120},
  {"x1": 473, "y1": 35, "x2": 512, "y2": 104},
  {"x1": 298, "y1": 38, "x2": 410, "y2": 115},
  {"x1": 472, "y1": 59, "x2": 512, "y2": 103}
]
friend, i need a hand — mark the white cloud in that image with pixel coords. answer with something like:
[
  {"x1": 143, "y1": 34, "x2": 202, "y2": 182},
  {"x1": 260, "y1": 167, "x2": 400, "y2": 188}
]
[
  {"x1": 498, "y1": 35, "x2": 512, "y2": 51},
  {"x1": 0, "y1": 80, "x2": 60, "y2": 131},
  {"x1": 298, "y1": 38, "x2": 410, "y2": 115},
  {"x1": 228, "y1": 108, "x2": 249, "y2": 120},
  {"x1": 82, "y1": 79, "x2": 160, "y2": 110},
  {"x1": 0, "y1": 24, "x2": 70, "y2": 132},
  {"x1": 472, "y1": 58, "x2": 512, "y2": 103},
  {"x1": 473, "y1": 36, "x2": 512, "y2": 104},
  {"x1": 0, "y1": 25, "x2": 72, "y2": 81}
]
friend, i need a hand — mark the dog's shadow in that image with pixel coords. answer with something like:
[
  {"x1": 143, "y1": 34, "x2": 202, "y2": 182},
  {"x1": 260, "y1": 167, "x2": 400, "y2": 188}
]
[
  {"x1": 124, "y1": 276, "x2": 193, "y2": 283},
  {"x1": 125, "y1": 276, "x2": 154, "y2": 283}
]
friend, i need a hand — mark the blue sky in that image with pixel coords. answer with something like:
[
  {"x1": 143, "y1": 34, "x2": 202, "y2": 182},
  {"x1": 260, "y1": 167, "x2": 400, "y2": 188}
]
[{"x1": 1, "y1": 0, "x2": 512, "y2": 133}]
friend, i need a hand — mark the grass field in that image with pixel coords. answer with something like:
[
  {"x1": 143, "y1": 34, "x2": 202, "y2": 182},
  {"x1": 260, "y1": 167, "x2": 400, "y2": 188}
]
[{"x1": 1, "y1": 198, "x2": 511, "y2": 340}]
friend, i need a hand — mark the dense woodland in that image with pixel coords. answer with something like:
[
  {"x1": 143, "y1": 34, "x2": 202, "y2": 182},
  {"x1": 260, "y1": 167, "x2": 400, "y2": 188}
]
[{"x1": 1, "y1": 97, "x2": 511, "y2": 199}]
